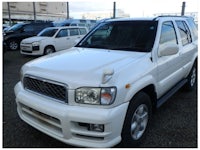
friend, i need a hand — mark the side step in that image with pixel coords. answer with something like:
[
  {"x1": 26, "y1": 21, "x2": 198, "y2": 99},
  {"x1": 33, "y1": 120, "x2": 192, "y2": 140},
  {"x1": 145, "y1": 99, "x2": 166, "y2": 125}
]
[{"x1": 156, "y1": 79, "x2": 188, "y2": 108}]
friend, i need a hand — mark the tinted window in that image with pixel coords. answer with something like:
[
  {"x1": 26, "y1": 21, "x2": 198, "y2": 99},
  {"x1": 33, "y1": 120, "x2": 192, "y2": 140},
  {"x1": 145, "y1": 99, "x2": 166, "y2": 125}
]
[
  {"x1": 38, "y1": 28, "x2": 58, "y2": 37},
  {"x1": 53, "y1": 21, "x2": 70, "y2": 27},
  {"x1": 79, "y1": 28, "x2": 87, "y2": 35},
  {"x1": 69, "y1": 28, "x2": 79, "y2": 36},
  {"x1": 7, "y1": 23, "x2": 24, "y2": 31},
  {"x1": 34, "y1": 24, "x2": 45, "y2": 30},
  {"x1": 176, "y1": 21, "x2": 192, "y2": 46},
  {"x1": 23, "y1": 24, "x2": 34, "y2": 32},
  {"x1": 71, "y1": 24, "x2": 77, "y2": 26},
  {"x1": 187, "y1": 18, "x2": 198, "y2": 40},
  {"x1": 160, "y1": 21, "x2": 177, "y2": 45},
  {"x1": 77, "y1": 21, "x2": 158, "y2": 52},
  {"x1": 56, "y1": 29, "x2": 68, "y2": 37},
  {"x1": 78, "y1": 23, "x2": 86, "y2": 27}
]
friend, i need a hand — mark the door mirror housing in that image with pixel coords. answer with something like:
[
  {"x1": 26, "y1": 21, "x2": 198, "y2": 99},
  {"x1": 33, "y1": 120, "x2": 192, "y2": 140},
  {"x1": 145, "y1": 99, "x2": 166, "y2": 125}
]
[{"x1": 158, "y1": 43, "x2": 179, "y2": 57}]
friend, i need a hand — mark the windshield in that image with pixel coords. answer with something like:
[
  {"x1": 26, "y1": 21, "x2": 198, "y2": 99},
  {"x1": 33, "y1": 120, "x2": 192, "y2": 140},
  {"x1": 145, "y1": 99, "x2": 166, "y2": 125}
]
[
  {"x1": 38, "y1": 28, "x2": 58, "y2": 37},
  {"x1": 77, "y1": 21, "x2": 158, "y2": 52},
  {"x1": 7, "y1": 23, "x2": 24, "y2": 31}
]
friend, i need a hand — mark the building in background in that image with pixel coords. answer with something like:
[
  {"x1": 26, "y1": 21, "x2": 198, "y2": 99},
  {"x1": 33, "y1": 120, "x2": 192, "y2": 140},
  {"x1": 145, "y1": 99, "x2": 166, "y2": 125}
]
[
  {"x1": 82, "y1": 11, "x2": 113, "y2": 20},
  {"x1": 3, "y1": 2, "x2": 67, "y2": 24},
  {"x1": 82, "y1": 9, "x2": 130, "y2": 20},
  {"x1": 3, "y1": 2, "x2": 197, "y2": 25},
  {"x1": 3, "y1": 2, "x2": 131, "y2": 25}
]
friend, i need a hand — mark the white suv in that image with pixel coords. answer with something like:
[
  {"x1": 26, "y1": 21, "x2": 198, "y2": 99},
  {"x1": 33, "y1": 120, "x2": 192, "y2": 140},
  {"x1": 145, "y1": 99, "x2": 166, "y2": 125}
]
[
  {"x1": 15, "y1": 16, "x2": 197, "y2": 147},
  {"x1": 20, "y1": 26, "x2": 88, "y2": 55}
]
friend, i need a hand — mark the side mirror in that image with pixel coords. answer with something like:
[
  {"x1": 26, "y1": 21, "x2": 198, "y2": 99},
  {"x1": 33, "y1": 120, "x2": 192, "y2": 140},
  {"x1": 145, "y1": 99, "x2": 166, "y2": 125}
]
[{"x1": 158, "y1": 43, "x2": 179, "y2": 57}]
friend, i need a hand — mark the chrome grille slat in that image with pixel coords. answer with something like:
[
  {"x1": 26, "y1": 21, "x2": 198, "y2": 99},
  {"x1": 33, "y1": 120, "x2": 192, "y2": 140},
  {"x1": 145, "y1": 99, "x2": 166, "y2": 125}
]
[{"x1": 23, "y1": 76, "x2": 68, "y2": 103}]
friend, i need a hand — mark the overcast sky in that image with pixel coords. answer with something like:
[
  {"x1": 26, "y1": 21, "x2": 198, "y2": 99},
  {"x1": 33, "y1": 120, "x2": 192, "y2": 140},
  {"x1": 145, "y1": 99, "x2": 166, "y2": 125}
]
[{"x1": 67, "y1": 0, "x2": 198, "y2": 18}]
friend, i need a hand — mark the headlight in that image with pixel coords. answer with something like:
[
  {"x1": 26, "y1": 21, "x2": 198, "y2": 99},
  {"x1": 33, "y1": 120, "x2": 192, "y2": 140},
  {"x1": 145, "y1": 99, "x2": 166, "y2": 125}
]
[
  {"x1": 32, "y1": 41, "x2": 40, "y2": 46},
  {"x1": 75, "y1": 87, "x2": 116, "y2": 105}
]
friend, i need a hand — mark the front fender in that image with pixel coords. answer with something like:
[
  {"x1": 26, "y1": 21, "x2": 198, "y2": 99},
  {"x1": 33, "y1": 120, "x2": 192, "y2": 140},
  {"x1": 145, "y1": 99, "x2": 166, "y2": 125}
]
[{"x1": 124, "y1": 75, "x2": 156, "y2": 102}]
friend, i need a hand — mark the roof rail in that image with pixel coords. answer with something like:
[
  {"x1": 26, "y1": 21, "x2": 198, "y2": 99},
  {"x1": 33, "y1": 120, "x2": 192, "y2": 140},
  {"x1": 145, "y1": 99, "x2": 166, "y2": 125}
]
[{"x1": 153, "y1": 15, "x2": 189, "y2": 20}]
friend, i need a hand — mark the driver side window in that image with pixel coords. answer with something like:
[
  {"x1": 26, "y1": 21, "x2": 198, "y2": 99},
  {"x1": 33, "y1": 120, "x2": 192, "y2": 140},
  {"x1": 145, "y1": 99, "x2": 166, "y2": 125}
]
[
  {"x1": 159, "y1": 21, "x2": 178, "y2": 45},
  {"x1": 56, "y1": 29, "x2": 68, "y2": 38}
]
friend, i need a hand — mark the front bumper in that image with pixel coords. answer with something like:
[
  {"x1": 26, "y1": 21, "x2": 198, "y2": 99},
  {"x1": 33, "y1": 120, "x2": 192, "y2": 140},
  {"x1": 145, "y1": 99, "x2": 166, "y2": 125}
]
[
  {"x1": 20, "y1": 43, "x2": 43, "y2": 56},
  {"x1": 14, "y1": 82, "x2": 129, "y2": 147}
]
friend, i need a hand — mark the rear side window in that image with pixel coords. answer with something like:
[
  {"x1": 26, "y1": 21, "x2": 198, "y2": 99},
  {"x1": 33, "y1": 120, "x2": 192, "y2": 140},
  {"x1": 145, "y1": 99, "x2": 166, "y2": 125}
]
[
  {"x1": 175, "y1": 21, "x2": 192, "y2": 46},
  {"x1": 70, "y1": 23, "x2": 77, "y2": 26},
  {"x1": 69, "y1": 28, "x2": 79, "y2": 36},
  {"x1": 187, "y1": 18, "x2": 198, "y2": 40},
  {"x1": 159, "y1": 21, "x2": 177, "y2": 45},
  {"x1": 78, "y1": 23, "x2": 86, "y2": 27},
  {"x1": 79, "y1": 28, "x2": 87, "y2": 35}
]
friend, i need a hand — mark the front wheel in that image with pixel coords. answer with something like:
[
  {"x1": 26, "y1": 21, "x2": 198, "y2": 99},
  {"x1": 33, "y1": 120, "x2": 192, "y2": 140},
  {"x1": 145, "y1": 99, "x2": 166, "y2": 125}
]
[
  {"x1": 121, "y1": 92, "x2": 152, "y2": 147},
  {"x1": 44, "y1": 46, "x2": 55, "y2": 55},
  {"x1": 8, "y1": 40, "x2": 19, "y2": 50}
]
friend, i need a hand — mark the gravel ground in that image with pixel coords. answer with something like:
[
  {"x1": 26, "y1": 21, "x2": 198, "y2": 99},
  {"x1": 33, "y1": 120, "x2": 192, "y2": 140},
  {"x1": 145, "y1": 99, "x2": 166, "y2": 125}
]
[{"x1": 3, "y1": 50, "x2": 197, "y2": 148}]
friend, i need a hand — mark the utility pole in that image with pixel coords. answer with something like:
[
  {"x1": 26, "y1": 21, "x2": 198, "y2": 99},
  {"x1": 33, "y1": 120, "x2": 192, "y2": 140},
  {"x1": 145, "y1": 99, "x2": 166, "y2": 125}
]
[
  {"x1": 113, "y1": 1, "x2": 116, "y2": 18},
  {"x1": 7, "y1": 2, "x2": 11, "y2": 26},
  {"x1": 67, "y1": 2, "x2": 69, "y2": 19},
  {"x1": 33, "y1": 2, "x2": 36, "y2": 22},
  {"x1": 181, "y1": 1, "x2": 186, "y2": 16}
]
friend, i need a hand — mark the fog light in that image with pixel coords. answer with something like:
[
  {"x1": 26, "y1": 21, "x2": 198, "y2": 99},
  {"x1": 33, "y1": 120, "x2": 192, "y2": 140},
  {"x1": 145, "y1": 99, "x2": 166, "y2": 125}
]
[{"x1": 88, "y1": 124, "x2": 104, "y2": 132}]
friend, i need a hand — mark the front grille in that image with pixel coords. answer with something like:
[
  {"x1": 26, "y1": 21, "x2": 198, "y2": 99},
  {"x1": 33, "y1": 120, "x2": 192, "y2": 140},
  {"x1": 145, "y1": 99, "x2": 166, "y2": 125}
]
[
  {"x1": 23, "y1": 75, "x2": 68, "y2": 103},
  {"x1": 21, "y1": 44, "x2": 32, "y2": 51}
]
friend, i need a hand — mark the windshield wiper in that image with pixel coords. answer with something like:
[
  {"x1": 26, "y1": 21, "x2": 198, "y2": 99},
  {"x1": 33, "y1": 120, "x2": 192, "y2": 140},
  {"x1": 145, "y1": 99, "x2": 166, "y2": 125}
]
[
  {"x1": 111, "y1": 47, "x2": 146, "y2": 52},
  {"x1": 77, "y1": 44, "x2": 110, "y2": 49},
  {"x1": 111, "y1": 47, "x2": 134, "y2": 50}
]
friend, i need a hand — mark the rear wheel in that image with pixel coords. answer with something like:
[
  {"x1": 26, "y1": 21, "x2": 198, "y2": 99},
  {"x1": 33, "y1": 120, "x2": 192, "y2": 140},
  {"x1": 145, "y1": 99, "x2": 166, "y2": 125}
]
[
  {"x1": 44, "y1": 46, "x2": 55, "y2": 55},
  {"x1": 121, "y1": 92, "x2": 152, "y2": 147},
  {"x1": 184, "y1": 63, "x2": 197, "y2": 91}
]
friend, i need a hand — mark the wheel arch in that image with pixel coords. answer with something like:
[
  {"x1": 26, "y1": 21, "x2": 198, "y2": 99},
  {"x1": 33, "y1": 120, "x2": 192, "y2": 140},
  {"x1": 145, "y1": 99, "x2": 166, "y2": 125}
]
[
  {"x1": 124, "y1": 76, "x2": 157, "y2": 111},
  {"x1": 43, "y1": 45, "x2": 56, "y2": 55},
  {"x1": 141, "y1": 85, "x2": 157, "y2": 109},
  {"x1": 44, "y1": 45, "x2": 55, "y2": 51},
  {"x1": 133, "y1": 84, "x2": 157, "y2": 112}
]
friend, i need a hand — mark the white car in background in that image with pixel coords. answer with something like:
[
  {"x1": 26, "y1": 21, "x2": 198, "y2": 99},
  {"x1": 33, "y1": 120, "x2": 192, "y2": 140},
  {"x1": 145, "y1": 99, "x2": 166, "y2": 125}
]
[{"x1": 20, "y1": 26, "x2": 88, "y2": 55}]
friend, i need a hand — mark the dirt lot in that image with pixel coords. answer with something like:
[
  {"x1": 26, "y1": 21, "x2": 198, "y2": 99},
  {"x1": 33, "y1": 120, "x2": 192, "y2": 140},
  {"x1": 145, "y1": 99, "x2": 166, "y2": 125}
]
[{"x1": 3, "y1": 50, "x2": 197, "y2": 148}]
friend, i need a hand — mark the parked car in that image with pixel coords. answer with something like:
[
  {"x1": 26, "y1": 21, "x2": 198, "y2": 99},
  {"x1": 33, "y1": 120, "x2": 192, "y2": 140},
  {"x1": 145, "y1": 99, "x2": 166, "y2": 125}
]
[
  {"x1": 3, "y1": 24, "x2": 10, "y2": 32},
  {"x1": 3, "y1": 22, "x2": 54, "y2": 51},
  {"x1": 20, "y1": 26, "x2": 88, "y2": 55},
  {"x1": 3, "y1": 41, "x2": 7, "y2": 54},
  {"x1": 53, "y1": 19, "x2": 97, "y2": 30},
  {"x1": 14, "y1": 16, "x2": 197, "y2": 147}
]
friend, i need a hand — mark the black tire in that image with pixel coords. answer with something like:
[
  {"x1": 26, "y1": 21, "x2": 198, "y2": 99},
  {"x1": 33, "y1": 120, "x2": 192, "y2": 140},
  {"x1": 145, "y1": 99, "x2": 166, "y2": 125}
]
[
  {"x1": 184, "y1": 63, "x2": 197, "y2": 91},
  {"x1": 44, "y1": 46, "x2": 55, "y2": 55},
  {"x1": 121, "y1": 92, "x2": 152, "y2": 147},
  {"x1": 8, "y1": 40, "x2": 19, "y2": 51}
]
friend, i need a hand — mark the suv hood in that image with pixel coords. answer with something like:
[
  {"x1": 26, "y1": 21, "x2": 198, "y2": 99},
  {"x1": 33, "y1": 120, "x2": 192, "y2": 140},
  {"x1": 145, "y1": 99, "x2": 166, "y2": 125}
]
[
  {"x1": 23, "y1": 47, "x2": 148, "y2": 89},
  {"x1": 21, "y1": 36, "x2": 48, "y2": 43}
]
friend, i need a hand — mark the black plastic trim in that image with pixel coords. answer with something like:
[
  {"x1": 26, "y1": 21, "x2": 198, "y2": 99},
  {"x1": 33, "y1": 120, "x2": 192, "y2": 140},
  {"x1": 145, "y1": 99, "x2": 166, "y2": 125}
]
[{"x1": 156, "y1": 79, "x2": 187, "y2": 108}]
